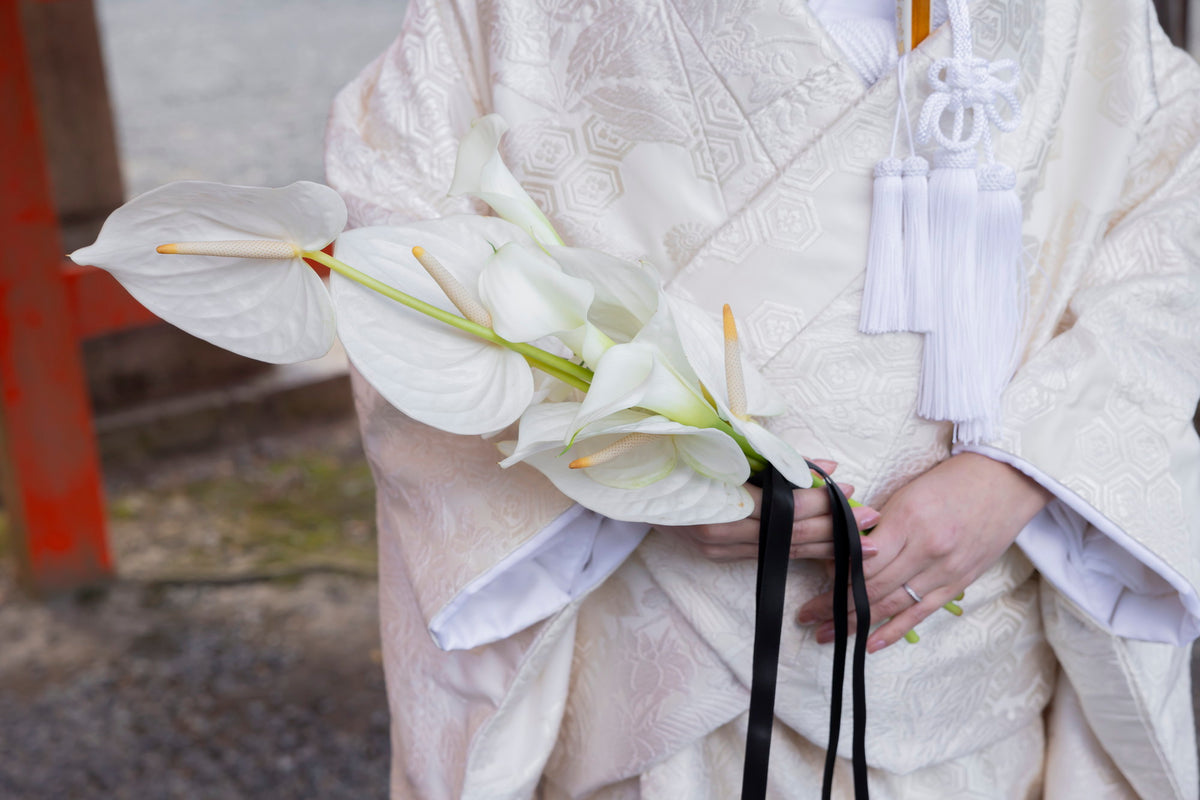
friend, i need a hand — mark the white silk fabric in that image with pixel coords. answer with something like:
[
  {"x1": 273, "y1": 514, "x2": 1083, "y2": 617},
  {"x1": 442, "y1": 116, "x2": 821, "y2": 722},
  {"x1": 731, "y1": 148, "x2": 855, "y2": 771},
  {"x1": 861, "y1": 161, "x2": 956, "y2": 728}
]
[{"x1": 326, "y1": 0, "x2": 1200, "y2": 797}]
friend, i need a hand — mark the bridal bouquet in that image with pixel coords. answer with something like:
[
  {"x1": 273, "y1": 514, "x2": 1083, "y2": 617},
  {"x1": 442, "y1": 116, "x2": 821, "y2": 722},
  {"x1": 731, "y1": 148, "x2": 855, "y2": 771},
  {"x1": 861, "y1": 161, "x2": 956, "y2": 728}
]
[{"x1": 71, "y1": 115, "x2": 818, "y2": 526}]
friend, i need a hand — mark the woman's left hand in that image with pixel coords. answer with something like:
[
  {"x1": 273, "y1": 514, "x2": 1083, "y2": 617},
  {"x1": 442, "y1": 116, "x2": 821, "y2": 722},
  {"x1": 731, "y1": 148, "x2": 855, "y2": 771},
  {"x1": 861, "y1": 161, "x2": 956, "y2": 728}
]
[{"x1": 795, "y1": 452, "x2": 1052, "y2": 653}]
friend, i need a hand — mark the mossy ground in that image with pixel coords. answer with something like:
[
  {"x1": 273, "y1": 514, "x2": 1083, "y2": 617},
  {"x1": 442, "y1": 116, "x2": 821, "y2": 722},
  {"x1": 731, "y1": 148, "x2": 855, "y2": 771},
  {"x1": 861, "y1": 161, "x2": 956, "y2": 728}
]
[
  {"x1": 106, "y1": 423, "x2": 377, "y2": 580},
  {"x1": 0, "y1": 420, "x2": 388, "y2": 799}
]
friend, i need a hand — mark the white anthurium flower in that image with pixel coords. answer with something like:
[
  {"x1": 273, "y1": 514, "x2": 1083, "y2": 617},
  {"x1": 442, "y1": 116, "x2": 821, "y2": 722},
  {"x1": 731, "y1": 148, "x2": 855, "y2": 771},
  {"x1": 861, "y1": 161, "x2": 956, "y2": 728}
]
[
  {"x1": 530, "y1": 367, "x2": 583, "y2": 406},
  {"x1": 663, "y1": 295, "x2": 787, "y2": 418},
  {"x1": 567, "y1": 338, "x2": 723, "y2": 440},
  {"x1": 332, "y1": 215, "x2": 541, "y2": 436},
  {"x1": 668, "y1": 297, "x2": 813, "y2": 489},
  {"x1": 498, "y1": 403, "x2": 753, "y2": 525},
  {"x1": 475, "y1": 241, "x2": 611, "y2": 364},
  {"x1": 449, "y1": 114, "x2": 564, "y2": 248},
  {"x1": 547, "y1": 246, "x2": 660, "y2": 343},
  {"x1": 68, "y1": 181, "x2": 343, "y2": 363},
  {"x1": 567, "y1": 297, "x2": 724, "y2": 440}
]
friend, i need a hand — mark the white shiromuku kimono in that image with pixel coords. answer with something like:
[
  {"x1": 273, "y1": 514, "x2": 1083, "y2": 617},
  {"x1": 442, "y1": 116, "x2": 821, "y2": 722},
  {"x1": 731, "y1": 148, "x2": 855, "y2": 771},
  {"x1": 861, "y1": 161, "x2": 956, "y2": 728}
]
[{"x1": 324, "y1": 0, "x2": 1200, "y2": 797}]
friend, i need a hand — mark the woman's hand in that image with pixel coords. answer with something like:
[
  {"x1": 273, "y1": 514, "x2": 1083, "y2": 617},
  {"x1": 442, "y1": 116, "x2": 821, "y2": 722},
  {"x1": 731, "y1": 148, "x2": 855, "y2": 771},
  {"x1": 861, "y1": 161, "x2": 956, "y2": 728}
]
[
  {"x1": 657, "y1": 460, "x2": 883, "y2": 562},
  {"x1": 795, "y1": 452, "x2": 1053, "y2": 653}
]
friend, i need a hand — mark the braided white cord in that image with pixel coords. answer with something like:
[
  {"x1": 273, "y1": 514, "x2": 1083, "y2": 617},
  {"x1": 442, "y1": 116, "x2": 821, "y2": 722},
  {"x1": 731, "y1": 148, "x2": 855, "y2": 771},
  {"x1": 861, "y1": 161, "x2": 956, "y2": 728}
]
[
  {"x1": 898, "y1": 55, "x2": 917, "y2": 156},
  {"x1": 889, "y1": 62, "x2": 904, "y2": 158},
  {"x1": 915, "y1": 0, "x2": 1021, "y2": 154},
  {"x1": 947, "y1": 0, "x2": 973, "y2": 61}
]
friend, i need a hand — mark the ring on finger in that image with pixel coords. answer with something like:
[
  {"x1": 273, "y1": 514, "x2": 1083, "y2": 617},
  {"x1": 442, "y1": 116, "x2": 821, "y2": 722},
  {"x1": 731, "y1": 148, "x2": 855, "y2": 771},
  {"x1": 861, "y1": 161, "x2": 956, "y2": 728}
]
[{"x1": 902, "y1": 582, "x2": 923, "y2": 604}]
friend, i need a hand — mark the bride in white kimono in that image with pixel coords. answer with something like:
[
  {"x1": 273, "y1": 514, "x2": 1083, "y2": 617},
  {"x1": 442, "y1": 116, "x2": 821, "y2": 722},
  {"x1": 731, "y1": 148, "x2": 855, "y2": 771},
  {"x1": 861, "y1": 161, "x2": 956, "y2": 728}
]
[{"x1": 324, "y1": 0, "x2": 1200, "y2": 797}]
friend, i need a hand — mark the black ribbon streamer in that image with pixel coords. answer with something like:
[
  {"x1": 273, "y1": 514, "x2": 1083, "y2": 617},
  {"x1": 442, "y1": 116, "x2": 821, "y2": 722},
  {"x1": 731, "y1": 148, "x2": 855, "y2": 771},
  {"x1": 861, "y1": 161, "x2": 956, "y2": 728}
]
[{"x1": 740, "y1": 462, "x2": 870, "y2": 800}]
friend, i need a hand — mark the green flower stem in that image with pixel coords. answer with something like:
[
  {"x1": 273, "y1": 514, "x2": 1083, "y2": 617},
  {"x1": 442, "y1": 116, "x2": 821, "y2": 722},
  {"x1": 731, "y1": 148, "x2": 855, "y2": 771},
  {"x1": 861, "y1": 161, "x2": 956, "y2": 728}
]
[
  {"x1": 306, "y1": 250, "x2": 593, "y2": 391},
  {"x1": 520, "y1": 356, "x2": 592, "y2": 392},
  {"x1": 810, "y1": 473, "x2": 862, "y2": 508},
  {"x1": 707, "y1": 418, "x2": 767, "y2": 472},
  {"x1": 309, "y1": 253, "x2": 964, "y2": 637}
]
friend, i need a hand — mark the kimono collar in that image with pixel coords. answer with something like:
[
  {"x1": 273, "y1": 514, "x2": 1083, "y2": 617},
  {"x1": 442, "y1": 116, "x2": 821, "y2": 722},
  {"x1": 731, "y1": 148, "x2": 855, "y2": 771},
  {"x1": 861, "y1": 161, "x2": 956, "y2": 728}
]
[
  {"x1": 665, "y1": 0, "x2": 1046, "y2": 178},
  {"x1": 663, "y1": 0, "x2": 1058, "y2": 368}
]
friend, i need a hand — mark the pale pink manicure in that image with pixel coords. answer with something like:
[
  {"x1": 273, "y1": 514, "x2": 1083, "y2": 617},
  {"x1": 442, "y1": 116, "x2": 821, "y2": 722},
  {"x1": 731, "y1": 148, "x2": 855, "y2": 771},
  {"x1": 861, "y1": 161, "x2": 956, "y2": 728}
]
[{"x1": 856, "y1": 509, "x2": 881, "y2": 529}]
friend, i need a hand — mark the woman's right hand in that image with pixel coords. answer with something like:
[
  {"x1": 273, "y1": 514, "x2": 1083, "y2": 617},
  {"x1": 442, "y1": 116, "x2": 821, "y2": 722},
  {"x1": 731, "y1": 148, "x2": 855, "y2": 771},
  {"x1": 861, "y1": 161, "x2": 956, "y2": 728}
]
[{"x1": 656, "y1": 460, "x2": 882, "y2": 563}]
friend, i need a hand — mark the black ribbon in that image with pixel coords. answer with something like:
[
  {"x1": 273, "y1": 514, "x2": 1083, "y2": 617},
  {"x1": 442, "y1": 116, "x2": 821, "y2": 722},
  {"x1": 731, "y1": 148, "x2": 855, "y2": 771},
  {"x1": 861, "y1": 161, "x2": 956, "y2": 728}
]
[{"x1": 740, "y1": 462, "x2": 870, "y2": 800}]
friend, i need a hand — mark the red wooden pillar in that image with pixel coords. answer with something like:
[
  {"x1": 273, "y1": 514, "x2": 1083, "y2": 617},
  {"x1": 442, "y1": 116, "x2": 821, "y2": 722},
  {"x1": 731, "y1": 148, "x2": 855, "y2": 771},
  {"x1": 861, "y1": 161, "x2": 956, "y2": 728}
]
[{"x1": 0, "y1": 0, "x2": 113, "y2": 592}]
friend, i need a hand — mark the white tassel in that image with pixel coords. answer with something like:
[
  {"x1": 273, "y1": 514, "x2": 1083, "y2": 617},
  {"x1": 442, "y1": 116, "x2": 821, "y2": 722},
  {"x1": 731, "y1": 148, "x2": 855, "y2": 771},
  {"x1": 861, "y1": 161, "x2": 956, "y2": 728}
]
[
  {"x1": 909, "y1": 0, "x2": 1025, "y2": 436},
  {"x1": 955, "y1": 163, "x2": 1024, "y2": 443},
  {"x1": 902, "y1": 156, "x2": 934, "y2": 332},
  {"x1": 918, "y1": 148, "x2": 986, "y2": 423},
  {"x1": 859, "y1": 157, "x2": 907, "y2": 333}
]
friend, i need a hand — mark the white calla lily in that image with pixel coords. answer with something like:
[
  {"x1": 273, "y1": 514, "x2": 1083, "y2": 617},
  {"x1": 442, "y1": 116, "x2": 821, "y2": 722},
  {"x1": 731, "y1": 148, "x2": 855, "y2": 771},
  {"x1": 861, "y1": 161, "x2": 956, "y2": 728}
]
[
  {"x1": 450, "y1": 115, "x2": 564, "y2": 248},
  {"x1": 477, "y1": 242, "x2": 594, "y2": 343},
  {"x1": 564, "y1": 288, "x2": 813, "y2": 488},
  {"x1": 499, "y1": 403, "x2": 752, "y2": 525},
  {"x1": 69, "y1": 181, "x2": 343, "y2": 363},
  {"x1": 568, "y1": 340, "x2": 723, "y2": 438},
  {"x1": 331, "y1": 216, "x2": 543, "y2": 436},
  {"x1": 567, "y1": 293, "x2": 726, "y2": 439},
  {"x1": 548, "y1": 247, "x2": 660, "y2": 342}
]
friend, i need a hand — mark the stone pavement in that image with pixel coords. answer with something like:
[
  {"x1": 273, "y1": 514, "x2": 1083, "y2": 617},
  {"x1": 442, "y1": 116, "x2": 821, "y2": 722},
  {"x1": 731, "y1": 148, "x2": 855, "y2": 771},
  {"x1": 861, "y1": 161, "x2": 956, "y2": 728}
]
[{"x1": 96, "y1": 0, "x2": 409, "y2": 197}]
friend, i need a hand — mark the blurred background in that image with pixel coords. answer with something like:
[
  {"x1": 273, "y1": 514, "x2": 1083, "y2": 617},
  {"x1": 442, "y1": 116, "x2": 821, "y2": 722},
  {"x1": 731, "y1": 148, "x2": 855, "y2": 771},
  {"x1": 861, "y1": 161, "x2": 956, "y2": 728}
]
[
  {"x1": 2, "y1": 1, "x2": 405, "y2": 798},
  {"x1": 0, "y1": 1, "x2": 1196, "y2": 799}
]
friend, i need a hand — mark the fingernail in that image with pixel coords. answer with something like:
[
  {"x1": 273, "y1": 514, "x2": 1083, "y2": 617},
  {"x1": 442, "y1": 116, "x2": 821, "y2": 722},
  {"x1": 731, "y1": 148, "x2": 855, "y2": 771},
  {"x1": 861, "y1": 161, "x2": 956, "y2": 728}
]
[
  {"x1": 837, "y1": 483, "x2": 855, "y2": 497},
  {"x1": 796, "y1": 609, "x2": 817, "y2": 624},
  {"x1": 859, "y1": 540, "x2": 878, "y2": 557},
  {"x1": 856, "y1": 509, "x2": 881, "y2": 529},
  {"x1": 867, "y1": 638, "x2": 887, "y2": 653},
  {"x1": 816, "y1": 621, "x2": 834, "y2": 639}
]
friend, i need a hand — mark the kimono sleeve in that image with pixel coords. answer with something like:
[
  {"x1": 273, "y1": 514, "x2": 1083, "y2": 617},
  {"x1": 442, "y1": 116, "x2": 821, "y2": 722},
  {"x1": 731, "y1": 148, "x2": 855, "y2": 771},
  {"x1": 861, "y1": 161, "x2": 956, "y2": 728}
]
[{"x1": 962, "y1": 32, "x2": 1200, "y2": 645}]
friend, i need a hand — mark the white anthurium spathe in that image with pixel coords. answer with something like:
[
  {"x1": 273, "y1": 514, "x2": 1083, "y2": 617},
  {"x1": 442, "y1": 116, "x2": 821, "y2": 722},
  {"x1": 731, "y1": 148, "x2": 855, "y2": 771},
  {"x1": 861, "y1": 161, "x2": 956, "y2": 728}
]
[
  {"x1": 332, "y1": 216, "x2": 542, "y2": 436},
  {"x1": 567, "y1": 339, "x2": 723, "y2": 440},
  {"x1": 667, "y1": 296, "x2": 813, "y2": 489},
  {"x1": 478, "y1": 242, "x2": 593, "y2": 342},
  {"x1": 664, "y1": 295, "x2": 787, "y2": 418},
  {"x1": 566, "y1": 297, "x2": 725, "y2": 440},
  {"x1": 449, "y1": 114, "x2": 564, "y2": 248},
  {"x1": 498, "y1": 403, "x2": 753, "y2": 525},
  {"x1": 68, "y1": 181, "x2": 343, "y2": 363},
  {"x1": 477, "y1": 241, "x2": 615, "y2": 367},
  {"x1": 547, "y1": 246, "x2": 661, "y2": 343}
]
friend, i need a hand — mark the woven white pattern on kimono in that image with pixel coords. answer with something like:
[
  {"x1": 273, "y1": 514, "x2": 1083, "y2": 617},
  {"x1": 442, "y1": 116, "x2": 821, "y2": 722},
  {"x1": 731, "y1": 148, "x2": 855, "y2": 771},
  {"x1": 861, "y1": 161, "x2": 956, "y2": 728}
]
[{"x1": 325, "y1": 1, "x2": 1200, "y2": 797}]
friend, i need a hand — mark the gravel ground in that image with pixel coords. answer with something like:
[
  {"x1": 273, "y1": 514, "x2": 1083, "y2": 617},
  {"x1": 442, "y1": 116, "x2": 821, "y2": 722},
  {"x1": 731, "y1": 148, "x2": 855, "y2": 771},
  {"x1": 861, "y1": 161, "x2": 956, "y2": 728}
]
[{"x1": 0, "y1": 421, "x2": 389, "y2": 800}]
